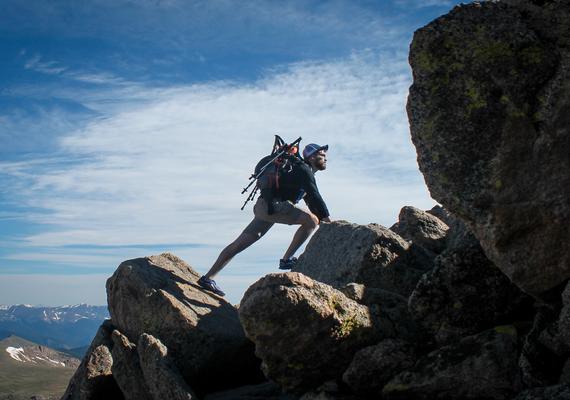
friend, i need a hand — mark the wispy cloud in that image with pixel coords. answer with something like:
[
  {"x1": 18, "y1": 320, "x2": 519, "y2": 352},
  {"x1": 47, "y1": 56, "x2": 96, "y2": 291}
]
[
  {"x1": 22, "y1": 53, "x2": 127, "y2": 86},
  {"x1": 3, "y1": 50, "x2": 433, "y2": 256},
  {"x1": 24, "y1": 54, "x2": 67, "y2": 75}
]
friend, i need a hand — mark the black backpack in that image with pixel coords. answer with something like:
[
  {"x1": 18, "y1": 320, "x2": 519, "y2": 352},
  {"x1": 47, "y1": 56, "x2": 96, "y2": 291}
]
[{"x1": 241, "y1": 135, "x2": 302, "y2": 212}]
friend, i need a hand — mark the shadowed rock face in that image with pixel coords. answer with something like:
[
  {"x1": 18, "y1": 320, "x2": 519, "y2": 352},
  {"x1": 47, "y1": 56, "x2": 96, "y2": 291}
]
[
  {"x1": 383, "y1": 326, "x2": 520, "y2": 400},
  {"x1": 343, "y1": 339, "x2": 416, "y2": 396},
  {"x1": 408, "y1": 0, "x2": 570, "y2": 296},
  {"x1": 409, "y1": 221, "x2": 533, "y2": 345}
]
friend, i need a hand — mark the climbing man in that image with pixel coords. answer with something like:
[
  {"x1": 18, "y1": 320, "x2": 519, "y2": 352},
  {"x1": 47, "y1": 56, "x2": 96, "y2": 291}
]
[{"x1": 198, "y1": 143, "x2": 331, "y2": 296}]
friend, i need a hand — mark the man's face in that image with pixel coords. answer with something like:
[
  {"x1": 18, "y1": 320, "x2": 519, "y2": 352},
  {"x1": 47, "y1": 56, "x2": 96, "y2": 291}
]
[{"x1": 309, "y1": 150, "x2": 327, "y2": 171}]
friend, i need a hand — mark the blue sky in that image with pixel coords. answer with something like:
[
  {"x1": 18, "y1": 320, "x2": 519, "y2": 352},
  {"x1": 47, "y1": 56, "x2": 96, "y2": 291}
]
[{"x1": 0, "y1": 0, "x2": 463, "y2": 305}]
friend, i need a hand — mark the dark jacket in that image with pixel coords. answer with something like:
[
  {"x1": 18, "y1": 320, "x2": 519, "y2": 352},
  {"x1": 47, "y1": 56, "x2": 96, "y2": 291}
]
[{"x1": 275, "y1": 160, "x2": 330, "y2": 220}]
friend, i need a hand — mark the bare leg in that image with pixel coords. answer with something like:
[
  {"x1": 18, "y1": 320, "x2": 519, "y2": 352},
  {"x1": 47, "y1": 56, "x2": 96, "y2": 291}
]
[
  {"x1": 282, "y1": 212, "x2": 319, "y2": 260},
  {"x1": 204, "y1": 231, "x2": 260, "y2": 279}
]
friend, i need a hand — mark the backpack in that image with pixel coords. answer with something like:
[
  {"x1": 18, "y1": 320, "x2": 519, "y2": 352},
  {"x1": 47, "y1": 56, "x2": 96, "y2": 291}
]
[{"x1": 241, "y1": 135, "x2": 302, "y2": 212}]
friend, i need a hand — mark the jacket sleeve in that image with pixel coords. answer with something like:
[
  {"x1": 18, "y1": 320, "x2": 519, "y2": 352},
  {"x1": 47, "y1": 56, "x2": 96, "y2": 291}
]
[{"x1": 301, "y1": 167, "x2": 330, "y2": 220}]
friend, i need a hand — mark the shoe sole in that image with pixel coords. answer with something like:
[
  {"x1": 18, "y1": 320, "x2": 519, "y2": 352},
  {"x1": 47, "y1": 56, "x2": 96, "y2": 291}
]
[{"x1": 198, "y1": 281, "x2": 225, "y2": 296}]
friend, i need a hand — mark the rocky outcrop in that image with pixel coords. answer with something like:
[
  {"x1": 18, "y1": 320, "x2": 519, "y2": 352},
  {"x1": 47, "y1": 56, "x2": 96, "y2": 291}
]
[
  {"x1": 383, "y1": 326, "x2": 520, "y2": 399},
  {"x1": 239, "y1": 272, "x2": 380, "y2": 393},
  {"x1": 408, "y1": 0, "x2": 570, "y2": 296},
  {"x1": 294, "y1": 221, "x2": 433, "y2": 297},
  {"x1": 390, "y1": 205, "x2": 449, "y2": 254},
  {"x1": 105, "y1": 253, "x2": 260, "y2": 395},
  {"x1": 63, "y1": 254, "x2": 263, "y2": 400}
]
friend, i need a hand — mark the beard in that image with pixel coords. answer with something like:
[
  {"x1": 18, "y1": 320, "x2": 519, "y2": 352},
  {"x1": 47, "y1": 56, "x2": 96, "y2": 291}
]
[{"x1": 315, "y1": 160, "x2": 327, "y2": 171}]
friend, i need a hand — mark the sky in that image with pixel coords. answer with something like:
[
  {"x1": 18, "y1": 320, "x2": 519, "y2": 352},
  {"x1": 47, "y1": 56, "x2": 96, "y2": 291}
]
[{"x1": 0, "y1": 0, "x2": 464, "y2": 306}]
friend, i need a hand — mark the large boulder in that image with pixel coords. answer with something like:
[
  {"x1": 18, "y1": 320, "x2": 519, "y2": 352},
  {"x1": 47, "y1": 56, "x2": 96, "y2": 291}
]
[
  {"x1": 294, "y1": 221, "x2": 434, "y2": 297},
  {"x1": 105, "y1": 253, "x2": 261, "y2": 395},
  {"x1": 239, "y1": 272, "x2": 381, "y2": 393},
  {"x1": 383, "y1": 326, "x2": 520, "y2": 400},
  {"x1": 390, "y1": 206, "x2": 449, "y2": 254},
  {"x1": 408, "y1": 221, "x2": 532, "y2": 345},
  {"x1": 61, "y1": 320, "x2": 124, "y2": 400},
  {"x1": 408, "y1": 0, "x2": 570, "y2": 296}
]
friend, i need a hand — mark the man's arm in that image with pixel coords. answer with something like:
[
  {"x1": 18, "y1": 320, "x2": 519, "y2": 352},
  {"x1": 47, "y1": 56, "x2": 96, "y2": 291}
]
[{"x1": 301, "y1": 167, "x2": 330, "y2": 221}]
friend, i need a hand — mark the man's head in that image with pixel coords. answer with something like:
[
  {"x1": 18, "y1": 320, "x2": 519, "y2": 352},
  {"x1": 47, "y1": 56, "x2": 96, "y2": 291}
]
[{"x1": 303, "y1": 143, "x2": 328, "y2": 171}]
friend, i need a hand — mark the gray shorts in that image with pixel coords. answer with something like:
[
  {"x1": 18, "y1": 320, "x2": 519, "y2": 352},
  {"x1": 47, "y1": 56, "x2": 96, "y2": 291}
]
[{"x1": 242, "y1": 197, "x2": 311, "y2": 238}]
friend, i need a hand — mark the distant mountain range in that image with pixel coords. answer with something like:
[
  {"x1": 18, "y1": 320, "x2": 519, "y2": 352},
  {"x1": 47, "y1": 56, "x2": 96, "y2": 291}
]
[
  {"x1": 0, "y1": 335, "x2": 80, "y2": 400},
  {"x1": 0, "y1": 304, "x2": 108, "y2": 354}
]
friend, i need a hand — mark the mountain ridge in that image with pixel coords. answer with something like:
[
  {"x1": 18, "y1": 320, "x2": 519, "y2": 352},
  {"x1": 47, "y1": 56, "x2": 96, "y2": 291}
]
[{"x1": 0, "y1": 304, "x2": 108, "y2": 351}]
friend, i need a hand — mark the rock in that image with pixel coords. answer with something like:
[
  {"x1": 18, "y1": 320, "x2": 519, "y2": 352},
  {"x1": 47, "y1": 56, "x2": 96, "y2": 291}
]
[
  {"x1": 339, "y1": 283, "x2": 366, "y2": 303},
  {"x1": 342, "y1": 339, "x2": 415, "y2": 396},
  {"x1": 339, "y1": 283, "x2": 421, "y2": 341},
  {"x1": 514, "y1": 384, "x2": 570, "y2": 400},
  {"x1": 239, "y1": 272, "x2": 380, "y2": 393},
  {"x1": 408, "y1": 0, "x2": 570, "y2": 296},
  {"x1": 299, "y1": 380, "x2": 358, "y2": 400},
  {"x1": 390, "y1": 206, "x2": 449, "y2": 253},
  {"x1": 203, "y1": 381, "x2": 297, "y2": 400},
  {"x1": 383, "y1": 326, "x2": 520, "y2": 400},
  {"x1": 105, "y1": 253, "x2": 261, "y2": 395},
  {"x1": 520, "y1": 304, "x2": 566, "y2": 387},
  {"x1": 409, "y1": 221, "x2": 532, "y2": 345},
  {"x1": 61, "y1": 320, "x2": 124, "y2": 400},
  {"x1": 110, "y1": 330, "x2": 151, "y2": 400},
  {"x1": 538, "y1": 322, "x2": 569, "y2": 357},
  {"x1": 560, "y1": 359, "x2": 570, "y2": 384},
  {"x1": 558, "y1": 283, "x2": 570, "y2": 349},
  {"x1": 137, "y1": 333, "x2": 196, "y2": 400},
  {"x1": 294, "y1": 221, "x2": 434, "y2": 297},
  {"x1": 426, "y1": 205, "x2": 455, "y2": 227}
]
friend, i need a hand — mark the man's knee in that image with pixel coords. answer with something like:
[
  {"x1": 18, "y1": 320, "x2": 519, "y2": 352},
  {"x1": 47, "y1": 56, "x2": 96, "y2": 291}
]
[{"x1": 300, "y1": 213, "x2": 319, "y2": 230}]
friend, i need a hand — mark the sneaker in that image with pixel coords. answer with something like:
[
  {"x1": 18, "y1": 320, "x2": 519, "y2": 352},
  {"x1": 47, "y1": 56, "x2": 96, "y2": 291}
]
[
  {"x1": 279, "y1": 257, "x2": 298, "y2": 270},
  {"x1": 198, "y1": 276, "x2": 225, "y2": 296}
]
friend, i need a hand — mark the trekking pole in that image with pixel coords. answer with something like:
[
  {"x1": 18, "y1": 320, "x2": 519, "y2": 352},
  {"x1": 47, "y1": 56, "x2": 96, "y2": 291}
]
[{"x1": 241, "y1": 186, "x2": 259, "y2": 210}]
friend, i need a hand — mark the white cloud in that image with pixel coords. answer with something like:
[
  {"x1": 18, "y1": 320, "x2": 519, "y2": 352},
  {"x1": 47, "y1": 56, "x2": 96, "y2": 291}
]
[
  {"x1": 2, "y1": 50, "x2": 435, "y2": 303},
  {"x1": 24, "y1": 54, "x2": 67, "y2": 75}
]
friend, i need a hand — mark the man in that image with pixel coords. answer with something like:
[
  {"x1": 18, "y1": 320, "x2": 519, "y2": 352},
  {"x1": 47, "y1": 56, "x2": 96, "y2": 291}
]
[{"x1": 198, "y1": 143, "x2": 331, "y2": 296}]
